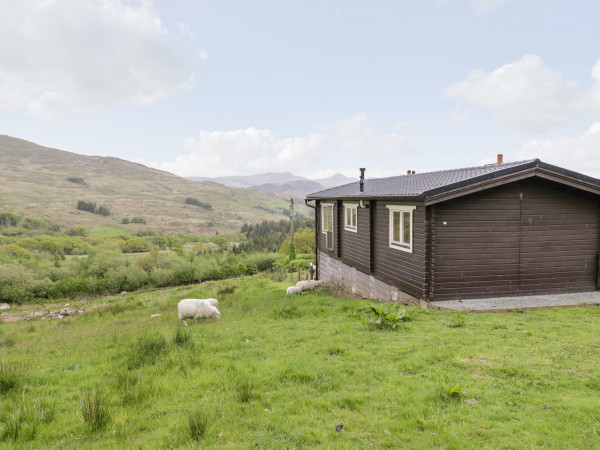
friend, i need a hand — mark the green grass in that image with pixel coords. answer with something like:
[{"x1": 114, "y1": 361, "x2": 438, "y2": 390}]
[{"x1": 1, "y1": 274, "x2": 600, "y2": 447}]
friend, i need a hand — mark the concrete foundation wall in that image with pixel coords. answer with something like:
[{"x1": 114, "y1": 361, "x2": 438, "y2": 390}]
[{"x1": 319, "y1": 252, "x2": 425, "y2": 307}]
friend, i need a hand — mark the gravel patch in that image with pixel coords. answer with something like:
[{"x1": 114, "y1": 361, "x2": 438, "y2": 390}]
[{"x1": 430, "y1": 291, "x2": 600, "y2": 312}]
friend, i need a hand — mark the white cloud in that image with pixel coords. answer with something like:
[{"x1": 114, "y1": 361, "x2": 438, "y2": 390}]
[
  {"x1": 438, "y1": 0, "x2": 513, "y2": 14},
  {"x1": 150, "y1": 114, "x2": 414, "y2": 177},
  {"x1": 444, "y1": 55, "x2": 582, "y2": 134},
  {"x1": 0, "y1": 0, "x2": 198, "y2": 119},
  {"x1": 515, "y1": 122, "x2": 600, "y2": 177},
  {"x1": 154, "y1": 127, "x2": 326, "y2": 177},
  {"x1": 467, "y1": 0, "x2": 513, "y2": 14}
]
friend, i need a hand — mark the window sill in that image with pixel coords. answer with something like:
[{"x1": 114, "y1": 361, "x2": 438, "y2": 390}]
[{"x1": 389, "y1": 242, "x2": 412, "y2": 253}]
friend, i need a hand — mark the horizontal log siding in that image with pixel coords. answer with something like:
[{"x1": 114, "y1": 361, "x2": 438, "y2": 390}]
[
  {"x1": 432, "y1": 179, "x2": 600, "y2": 300},
  {"x1": 372, "y1": 202, "x2": 426, "y2": 298},
  {"x1": 432, "y1": 183, "x2": 521, "y2": 300},
  {"x1": 518, "y1": 178, "x2": 598, "y2": 294},
  {"x1": 318, "y1": 200, "x2": 338, "y2": 259},
  {"x1": 340, "y1": 204, "x2": 371, "y2": 274}
]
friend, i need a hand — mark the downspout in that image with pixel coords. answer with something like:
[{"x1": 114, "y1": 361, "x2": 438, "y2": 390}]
[{"x1": 305, "y1": 199, "x2": 319, "y2": 279}]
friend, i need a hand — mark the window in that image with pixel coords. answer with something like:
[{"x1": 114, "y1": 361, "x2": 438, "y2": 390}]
[
  {"x1": 386, "y1": 205, "x2": 416, "y2": 253},
  {"x1": 321, "y1": 203, "x2": 334, "y2": 250},
  {"x1": 344, "y1": 203, "x2": 358, "y2": 232}
]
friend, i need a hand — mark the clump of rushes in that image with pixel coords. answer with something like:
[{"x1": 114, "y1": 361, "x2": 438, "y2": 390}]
[
  {"x1": 0, "y1": 360, "x2": 22, "y2": 394},
  {"x1": 187, "y1": 410, "x2": 209, "y2": 441},
  {"x1": 80, "y1": 388, "x2": 111, "y2": 434},
  {"x1": 126, "y1": 333, "x2": 167, "y2": 369}
]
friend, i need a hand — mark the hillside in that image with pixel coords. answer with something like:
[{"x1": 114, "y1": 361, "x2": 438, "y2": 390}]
[{"x1": 0, "y1": 135, "x2": 306, "y2": 234}]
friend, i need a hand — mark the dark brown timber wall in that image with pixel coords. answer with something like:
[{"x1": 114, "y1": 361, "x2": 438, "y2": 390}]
[
  {"x1": 372, "y1": 201, "x2": 426, "y2": 298},
  {"x1": 432, "y1": 178, "x2": 599, "y2": 300},
  {"x1": 339, "y1": 203, "x2": 371, "y2": 274}
]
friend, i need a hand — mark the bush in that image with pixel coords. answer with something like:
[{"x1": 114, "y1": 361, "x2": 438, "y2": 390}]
[
  {"x1": 68, "y1": 226, "x2": 88, "y2": 237},
  {"x1": 131, "y1": 216, "x2": 146, "y2": 224},
  {"x1": 121, "y1": 218, "x2": 130, "y2": 224},
  {"x1": 122, "y1": 238, "x2": 148, "y2": 253},
  {"x1": 96, "y1": 206, "x2": 110, "y2": 217},
  {"x1": 365, "y1": 303, "x2": 412, "y2": 330},
  {"x1": 77, "y1": 200, "x2": 96, "y2": 213},
  {"x1": 67, "y1": 177, "x2": 85, "y2": 185}
]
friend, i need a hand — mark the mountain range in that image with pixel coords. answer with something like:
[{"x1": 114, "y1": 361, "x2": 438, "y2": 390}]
[{"x1": 188, "y1": 172, "x2": 356, "y2": 196}]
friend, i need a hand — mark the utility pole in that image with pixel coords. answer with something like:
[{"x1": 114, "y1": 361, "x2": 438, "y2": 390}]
[{"x1": 290, "y1": 197, "x2": 295, "y2": 244}]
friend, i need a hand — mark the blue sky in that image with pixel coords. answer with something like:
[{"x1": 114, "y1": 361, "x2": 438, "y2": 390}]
[{"x1": 1, "y1": 0, "x2": 600, "y2": 179}]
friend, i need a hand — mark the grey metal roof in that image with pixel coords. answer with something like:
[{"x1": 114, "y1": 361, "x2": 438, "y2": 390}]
[{"x1": 306, "y1": 159, "x2": 600, "y2": 200}]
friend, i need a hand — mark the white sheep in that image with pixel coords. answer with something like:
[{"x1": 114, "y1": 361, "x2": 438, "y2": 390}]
[
  {"x1": 286, "y1": 286, "x2": 302, "y2": 295},
  {"x1": 178, "y1": 299, "x2": 221, "y2": 326},
  {"x1": 296, "y1": 280, "x2": 323, "y2": 292}
]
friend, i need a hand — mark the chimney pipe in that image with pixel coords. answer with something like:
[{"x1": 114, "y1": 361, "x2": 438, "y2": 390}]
[
  {"x1": 407, "y1": 170, "x2": 411, "y2": 175},
  {"x1": 497, "y1": 154, "x2": 503, "y2": 164},
  {"x1": 359, "y1": 168, "x2": 365, "y2": 192},
  {"x1": 412, "y1": 171, "x2": 415, "y2": 174}
]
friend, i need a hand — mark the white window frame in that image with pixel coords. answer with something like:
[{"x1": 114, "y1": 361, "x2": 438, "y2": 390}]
[
  {"x1": 386, "y1": 205, "x2": 416, "y2": 253},
  {"x1": 321, "y1": 202, "x2": 335, "y2": 250},
  {"x1": 343, "y1": 202, "x2": 358, "y2": 233}
]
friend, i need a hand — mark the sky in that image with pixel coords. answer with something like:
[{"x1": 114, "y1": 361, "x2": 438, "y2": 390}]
[{"x1": 1, "y1": 0, "x2": 600, "y2": 180}]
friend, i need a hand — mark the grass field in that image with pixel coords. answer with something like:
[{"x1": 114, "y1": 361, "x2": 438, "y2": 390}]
[{"x1": 1, "y1": 275, "x2": 600, "y2": 448}]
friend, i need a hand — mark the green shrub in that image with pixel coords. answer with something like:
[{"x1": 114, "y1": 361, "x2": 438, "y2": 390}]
[
  {"x1": 68, "y1": 226, "x2": 88, "y2": 237},
  {"x1": 121, "y1": 237, "x2": 148, "y2": 253},
  {"x1": 96, "y1": 206, "x2": 110, "y2": 217},
  {"x1": 121, "y1": 218, "x2": 130, "y2": 224},
  {"x1": 130, "y1": 216, "x2": 146, "y2": 224},
  {"x1": 77, "y1": 200, "x2": 96, "y2": 213},
  {"x1": 365, "y1": 303, "x2": 412, "y2": 330}
]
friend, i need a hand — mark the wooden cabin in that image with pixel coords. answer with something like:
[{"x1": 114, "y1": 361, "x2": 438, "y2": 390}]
[{"x1": 306, "y1": 159, "x2": 600, "y2": 304}]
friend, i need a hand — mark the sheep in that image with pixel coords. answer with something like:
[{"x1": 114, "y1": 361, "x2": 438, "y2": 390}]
[
  {"x1": 296, "y1": 280, "x2": 323, "y2": 292},
  {"x1": 286, "y1": 286, "x2": 302, "y2": 295},
  {"x1": 178, "y1": 299, "x2": 221, "y2": 326}
]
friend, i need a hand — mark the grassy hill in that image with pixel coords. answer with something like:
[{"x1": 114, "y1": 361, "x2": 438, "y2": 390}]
[{"x1": 0, "y1": 135, "x2": 306, "y2": 234}]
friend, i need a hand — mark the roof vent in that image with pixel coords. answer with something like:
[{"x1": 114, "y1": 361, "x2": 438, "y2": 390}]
[
  {"x1": 407, "y1": 170, "x2": 411, "y2": 175},
  {"x1": 359, "y1": 168, "x2": 365, "y2": 192}
]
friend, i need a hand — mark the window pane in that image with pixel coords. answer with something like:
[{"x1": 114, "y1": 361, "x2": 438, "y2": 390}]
[
  {"x1": 393, "y1": 211, "x2": 400, "y2": 242},
  {"x1": 403, "y1": 211, "x2": 411, "y2": 245},
  {"x1": 352, "y1": 208, "x2": 357, "y2": 227}
]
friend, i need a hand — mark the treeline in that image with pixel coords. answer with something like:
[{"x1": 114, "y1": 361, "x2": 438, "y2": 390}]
[
  {"x1": 0, "y1": 246, "x2": 280, "y2": 303},
  {"x1": 185, "y1": 197, "x2": 212, "y2": 210},
  {"x1": 0, "y1": 212, "x2": 61, "y2": 236},
  {"x1": 236, "y1": 217, "x2": 314, "y2": 254}
]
